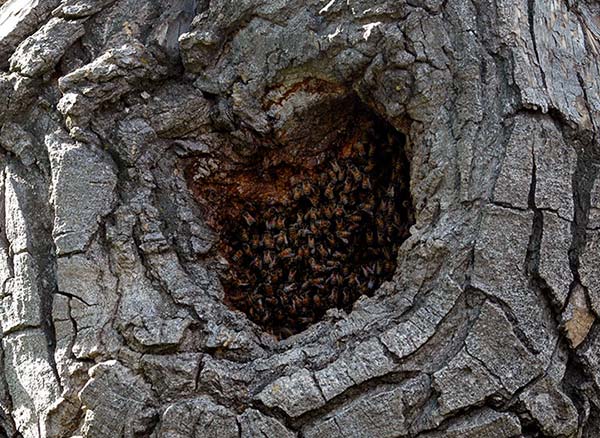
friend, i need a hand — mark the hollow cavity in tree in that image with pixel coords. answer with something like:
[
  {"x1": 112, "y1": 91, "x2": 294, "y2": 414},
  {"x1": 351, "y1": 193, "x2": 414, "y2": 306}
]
[{"x1": 186, "y1": 94, "x2": 413, "y2": 338}]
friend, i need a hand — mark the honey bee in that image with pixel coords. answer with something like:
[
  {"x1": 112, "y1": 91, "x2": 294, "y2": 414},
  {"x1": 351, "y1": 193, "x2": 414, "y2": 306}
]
[
  {"x1": 275, "y1": 231, "x2": 288, "y2": 246},
  {"x1": 250, "y1": 257, "x2": 263, "y2": 270},
  {"x1": 322, "y1": 205, "x2": 334, "y2": 219},
  {"x1": 348, "y1": 164, "x2": 362, "y2": 182},
  {"x1": 231, "y1": 249, "x2": 244, "y2": 262},
  {"x1": 297, "y1": 246, "x2": 310, "y2": 258},
  {"x1": 263, "y1": 233, "x2": 274, "y2": 249},
  {"x1": 324, "y1": 183, "x2": 335, "y2": 200},
  {"x1": 331, "y1": 161, "x2": 343, "y2": 179},
  {"x1": 313, "y1": 294, "x2": 324, "y2": 307},
  {"x1": 242, "y1": 211, "x2": 256, "y2": 226},
  {"x1": 263, "y1": 251, "x2": 275, "y2": 266},
  {"x1": 336, "y1": 230, "x2": 350, "y2": 244},
  {"x1": 365, "y1": 160, "x2": 376, "y2": 173},
  {"x1": 275, "y1": 215, "x2": 286, "y2": 230},
  {"x1": 349, "y1": 213, "x2": 362, "y2": 223},
  {"x1": 265, "y1": 217, "x2": 276, "y2": 230},
  {"x1": 264, "y1": 283, "x2": 275, "y2": 296},
  {"x1": 305, "y1": 208, "x2": 318, "y2": 222},
  {"x1": 292, "y1": 184, "x2": 303, "y2": 200},
  {"x1": 250, "y1": 233, "x2": 261, "y2": 249},
  {"x1": 361, "y1": 177, "x2": 372, "y2": 190},
  {"x1": 317, "y1": 244, "x2": 329, "y2": 258},
  {"x1": 286, "y1": 269, "x2": 297, "y2": 282},
  {"x1": 383, "y1": 259, "x2": 396, "y2": 273},
  {"x1": 283, "y1": 283, "x2": 298, "y2": 294},
  {"x1": 279, "y1": 248, "x2": 295, "y2": 259},
  {"x1": 354, "y1": 141, "x2": 366, "y2": 156},
  {"x1": 302, "y1": 181, "x2": 313, "y2": 196}
]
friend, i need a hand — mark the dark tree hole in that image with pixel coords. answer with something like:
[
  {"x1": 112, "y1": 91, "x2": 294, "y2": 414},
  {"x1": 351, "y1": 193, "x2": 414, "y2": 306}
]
[{"x1": 185, "y1": 95, "x2": 413, "y2": 338}]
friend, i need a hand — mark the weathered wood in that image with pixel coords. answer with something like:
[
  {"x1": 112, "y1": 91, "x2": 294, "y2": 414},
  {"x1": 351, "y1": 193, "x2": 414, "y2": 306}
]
[{"x1": 0, "y1": 0, "x2": 598, "y2": 436}]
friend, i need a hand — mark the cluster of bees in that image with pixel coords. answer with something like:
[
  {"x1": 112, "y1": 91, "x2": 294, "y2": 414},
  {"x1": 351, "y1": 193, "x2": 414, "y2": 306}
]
[{"x1": 219, "y1": 133, "x2": 411, "y2": 338}]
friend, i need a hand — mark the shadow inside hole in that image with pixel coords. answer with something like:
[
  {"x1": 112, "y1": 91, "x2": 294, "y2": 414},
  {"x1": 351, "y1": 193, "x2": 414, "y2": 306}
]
[{"x1": 187, "y1": 100, "x2": 413, "y2": 338}]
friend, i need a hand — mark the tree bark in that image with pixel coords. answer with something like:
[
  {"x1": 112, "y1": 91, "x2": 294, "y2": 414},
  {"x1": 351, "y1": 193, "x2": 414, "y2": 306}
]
[{"x1": 0, "y1": 0, "x2": 599, "y2": 437}]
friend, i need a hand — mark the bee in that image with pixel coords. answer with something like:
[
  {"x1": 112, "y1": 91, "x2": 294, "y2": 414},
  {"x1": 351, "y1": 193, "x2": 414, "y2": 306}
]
[
  {"x1": 331, "y1": 161, "x2": 343, "y2": 180},
  {"x1": 264, "y1": 283, "x2": 275, "y2": 296},
  {"x1": 298, "y1": 316, "x2": 315, "y2": 326},
  {"x1": 313, "y1": 294, "x2": 324, "y2": 308},
  {"x1": 288, "y1": 226, "x2": 299, "y2": 241},
  {"x1": 336, "y1": 230, "x2": 351, "y2": 243},
  {"x1": 307, "y1": 235, "x2": 315, "y2": 250},
  {"x1": 279, "y1": 248, "x2": 295, "y2": 259},
  {"x1": 268, "y1": 269, "x2": 282, "y2": 284},
  {"x1": 361, "y1": 177, "x2": 372, "y2": 190},
  {"x1": 328, "y1": 288, "x2": 340, "y2": 305},
  {"x1": 297, "y1": 246, "x2": 310, "y2": 258},
  {"x1": 317, "y1": 244, "x2": 329, "y2": 258},
  {"x1": 242, "y1": 243, "x2": 254, "y2": 257},
  {"x1": 227, "y1": 290, "x2": 247, "y2": 304},
  {"x1": 242, "y1": 211, "x2": 256, "y2": 226},
  {"x1": 343, "y1": 178, "x2": 354, "y2": 194},
  {"x1": 238, "y1": 227, "x2": 249, "y2": 241},
  {"x1": 365, "y1": 160, "x2": 376, "y2": 173},
  {"x1": 263, "y1": 233, "x2": 275, "y2": 249},
  {"x1": 381, "y1": 247, "x2": 393, "y2": 260},
  {"x1": 348, "y1": 164, "x2": 362, "y2": 182},
  {"x1": 305, "y1": 208, "x2": 318, "y2": 222},
  {"x1": 283, "y1": 282, "x2": 297, "y2": 293},
  {"x1": 302, "y1": 181, "x2": 313, "y2": 196},
  {"x1": 361, "y1": 265, "x2": 374, "y2": 277},
  {"x1": 275, "y1": 215, "x2": 286, "y2": 230},
  {"x1": 365, "y1": 230, "x2": 374, "y2": 245},
  {"x1": 265, "y1": 217, "x2": 276, "y2": 230},
  {"x1": 324, "y1": 182, "x2": 335, "y2": 200},
  {"x1": 263, "y1": 251, "x2": 275, "y2": 266},
  {"x1": 250, "y1": 233, "x2": 261, "y2": 249},
  {"x1": 354, "y1": 141, "x2": 366, "y2": 156},
  {"x1": 326, "y1": 272, "x2": 342, "y2": 286},
  {"x1": 308, "y1": 257, "x2": 325, "y2": 273},
  {"x1": 308, "y1": 194, "x2": 320, "y2": 207},
  {"x1": 231, "y1": 249, "x2": 244, "y2": 262},
  {"x1": 318, "y1": 172, "x2": 329, "y2": 187},
  {"x1": 250, "y1": 257, "x2": 263, "y2": 270},
  {"x1": 362, "y1": 195, "x2": 375, "y2": 212},
  {"x1": 349, "y1": 213, "x2": 362, "y2": 223},
  {"x1": 292, "y1": 184, "x2": 303, "y2": 201},
  {"x1": 322, "y1": 205, "x2": 334, "y2": 219},
  {"x1": 275, "y1": 231, "x2": 288, "y2": 246}
]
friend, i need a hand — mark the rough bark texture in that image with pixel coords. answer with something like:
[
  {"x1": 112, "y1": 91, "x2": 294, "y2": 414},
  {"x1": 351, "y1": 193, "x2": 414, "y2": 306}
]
[{"x1": 0, "y1": 0, "x2": 598, "y2": 437}]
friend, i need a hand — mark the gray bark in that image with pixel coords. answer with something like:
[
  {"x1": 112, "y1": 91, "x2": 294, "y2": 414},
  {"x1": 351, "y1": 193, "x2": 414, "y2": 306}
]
[{"x1": 0, "y1": 0, "x2": 598, "y2": 437}]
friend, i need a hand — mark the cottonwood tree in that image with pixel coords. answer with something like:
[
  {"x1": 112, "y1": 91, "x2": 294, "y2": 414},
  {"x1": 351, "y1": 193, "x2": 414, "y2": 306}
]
[{"x1": 0, "y1": 0, "x2": 598, "y2": 436}]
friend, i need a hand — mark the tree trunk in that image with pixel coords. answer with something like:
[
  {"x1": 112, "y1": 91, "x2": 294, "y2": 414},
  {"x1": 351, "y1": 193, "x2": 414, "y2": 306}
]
[{"x1": 0, "y1": 0, "x2": 599, "y2": 436}]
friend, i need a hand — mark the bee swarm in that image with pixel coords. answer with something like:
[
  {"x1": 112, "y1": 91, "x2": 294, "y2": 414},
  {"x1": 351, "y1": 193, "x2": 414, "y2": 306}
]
[{"x1": 187, "y1": 116, "x2": 412, "y2": 338}]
